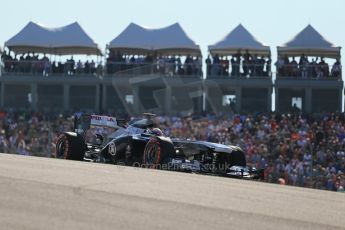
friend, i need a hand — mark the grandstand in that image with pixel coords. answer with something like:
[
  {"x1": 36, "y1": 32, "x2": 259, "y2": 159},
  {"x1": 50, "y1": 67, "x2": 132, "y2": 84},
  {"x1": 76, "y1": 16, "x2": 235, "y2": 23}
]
[
  {"x1": 0, "y1": 22, "x2": 342, "y2": 115},
  {"x1": 207, "y1": 24, "x2": 272, "y2": 113},
  {"x1": 276, "y1": 25, "x2": 342, "y2": 113}
]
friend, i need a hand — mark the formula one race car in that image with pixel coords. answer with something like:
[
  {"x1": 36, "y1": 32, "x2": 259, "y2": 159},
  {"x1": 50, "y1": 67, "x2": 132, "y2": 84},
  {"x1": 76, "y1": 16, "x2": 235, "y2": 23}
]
[{"x1": 55, "y1": 113, "x2": 263, "y2": 179}]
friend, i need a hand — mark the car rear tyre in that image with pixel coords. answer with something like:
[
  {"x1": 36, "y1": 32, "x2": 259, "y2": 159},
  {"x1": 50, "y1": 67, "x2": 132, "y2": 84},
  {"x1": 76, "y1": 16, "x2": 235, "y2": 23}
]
[{"x1": 55, "y1": 133, "x2": 85, "y2": 161}]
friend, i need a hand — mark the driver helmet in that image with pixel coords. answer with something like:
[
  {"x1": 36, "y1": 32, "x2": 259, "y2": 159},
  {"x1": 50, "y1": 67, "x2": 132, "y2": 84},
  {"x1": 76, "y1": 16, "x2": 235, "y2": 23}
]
[{"x1": 150, "y1": 128, "x2": 163, "y2": 136}]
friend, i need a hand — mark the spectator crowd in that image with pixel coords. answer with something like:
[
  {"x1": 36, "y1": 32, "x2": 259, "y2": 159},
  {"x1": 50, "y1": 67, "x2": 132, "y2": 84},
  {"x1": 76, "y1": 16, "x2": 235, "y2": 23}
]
[
  {"x1": 106, "y1": 51, "x2": 202, "y2": 76},
  {"x1": 206, "y1": 50, "x2": 272, "y2": 78},
  {"x1": 159, "y1": 113, "x2": 345, "y2": 192},
  {"x1": 1, "y1": 50, "x2": 203, "y2": 77},
  {"x1": 0, "y1": 110, "x2": 344, "y2": 192},
  {"x1": 2, "y1": 49, "x2": 342, "y2": 80},
  {"x1": 1, "y1": 50, "x2": 103, "y2": 76},
  {"x1": 275, "y1": 54, "x2": 342, "y2": 79}
]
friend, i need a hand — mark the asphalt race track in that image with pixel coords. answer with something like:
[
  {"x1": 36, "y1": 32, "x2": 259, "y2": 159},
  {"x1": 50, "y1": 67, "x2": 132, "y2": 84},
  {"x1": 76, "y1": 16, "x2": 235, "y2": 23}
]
[{"x1": 0, "y1": 154, "x2": 344, "y2": 230}]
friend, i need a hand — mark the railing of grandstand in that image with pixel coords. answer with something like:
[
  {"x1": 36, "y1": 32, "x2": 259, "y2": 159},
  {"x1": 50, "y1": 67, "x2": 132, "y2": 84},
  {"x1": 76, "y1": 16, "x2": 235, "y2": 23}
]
[
  {"x1": 275, "y1": 63, "x2": 342, "y2": 80},
  {"x1": 105, "y1": 62, "x2": 203, "y2": 78},
  {"x1": 0, "y1": 60, "x2": 203, "y2": 78},
  {"x1": 1, "y1": 59, "x2": 341, "y2": 80},
  {"x1": 206, "y1": 63, "x2": 342, "y2": 80},
  {"x1": 206, "y1": 63, "x2": 272, "y2": 79},
  {"x1": 1, "y1": 60, "x2": 103, "y2": 77}
]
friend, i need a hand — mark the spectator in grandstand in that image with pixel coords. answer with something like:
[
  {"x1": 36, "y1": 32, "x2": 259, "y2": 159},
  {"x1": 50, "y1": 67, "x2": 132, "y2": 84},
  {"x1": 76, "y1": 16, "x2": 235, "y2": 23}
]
[
  {"x1": 90, "y1": 60, "x2": 96, "y2": 74},
  {"x1": 242, "y1": 50, "x2": 251, "y2": 76},
  {"x1": 275, "y1": 55, "x2": 284, "y2": 76},
  {"x1": 220, "y1": 56, "x2": 229, "y2": 76},
  {"x1": 309, "y1": 58, "x2": 318, "y2": 78},
  {"x1": 265, "y1": 57, "x2": 272, "y2": 76},
  {"x1": 97, "y1": 61, "x2": 103, "y2": 76},
  {"x1": 211, "y1": 54, "x2": 220, "y2": 76},
  {"x1": 158, "y1": 56, "x2": 165, "y2": 74},
  {"x1": 205, "y1": 55, "x2": 212, "y2": 76},
  {"x1": 232, "y1": 54, "x2": 242, "y2": 77},
  {"x1": 318, "y1": 57, "x2": 329, "y2": 79},
  {"x1": 184, "y1": 55, "x2": 193, "y2": 75},
  {"x1": 2, "y1": 50, "x2": 16, "y2": 73},
  {"x1": 299, "y1": 54, "x2": 309, "y2": 79},
  {"x1": 250, "y1": 54, "x2": 258, "y2": 76},
  {"x1": 331, "y1": 58, "x2": 341, "y2": 78},
  {"x1": 176, "y1": 56, "x2": 183, "y2": 75},
  {"x1": 290, "y1": 56, "x2": 298, "y2": 77},
  {"x1": 194, "y1": 56, "x2": 202, "y2": 76},
  {"x1": 256, "y1": 55, "x2": 265, "y2": 76},
  {"x1": 76, "y1": 60, "x2": 83, "y2": 74},
  {"x1": 65, "y1": 56, "x2": 75, "y2": 75},
  {"x1": 84, "y1": 60, "x2": 90, "y2": 74},
  {"x1": 42, "y1": 54, "x2": 51, "y2": 76}
]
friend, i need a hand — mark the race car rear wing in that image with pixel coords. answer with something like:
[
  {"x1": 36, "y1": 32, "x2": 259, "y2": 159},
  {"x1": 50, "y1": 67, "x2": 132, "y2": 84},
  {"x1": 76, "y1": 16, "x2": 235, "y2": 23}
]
[
  {"x1": 90, "y1": 115, "x2": 118, "y2": 128},
  {"x1": 73, "y1": 113, "x2": 122, "y2": 135}
]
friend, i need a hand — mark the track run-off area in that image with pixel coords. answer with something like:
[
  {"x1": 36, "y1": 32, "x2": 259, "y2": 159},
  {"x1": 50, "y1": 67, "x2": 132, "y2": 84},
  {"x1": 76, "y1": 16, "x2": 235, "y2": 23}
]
[{"x1": 0, "y1": 154, "x2": 344, "y2": 230}]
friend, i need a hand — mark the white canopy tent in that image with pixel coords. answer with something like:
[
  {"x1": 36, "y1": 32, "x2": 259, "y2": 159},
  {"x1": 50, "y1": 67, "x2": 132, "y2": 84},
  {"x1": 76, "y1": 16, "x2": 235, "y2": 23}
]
[
  {"x1": 108, "y1": 23, "x2": 201, "y2": 56},
  {"x1": 5, "y1": 21, "x2": 102, "y2": 56},
  {"x1": 208, "y1": 24, "x2": 270, "y2": 56},
  {"x1": 277, "y1": 25, "x2": 341, "y2": 59}
]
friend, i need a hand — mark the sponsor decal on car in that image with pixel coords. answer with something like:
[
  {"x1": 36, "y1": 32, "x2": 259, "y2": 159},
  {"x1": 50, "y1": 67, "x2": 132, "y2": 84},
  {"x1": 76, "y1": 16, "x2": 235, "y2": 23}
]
[{"x1": 108, "y1": 142, "x2": 116, "y2": 156}]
